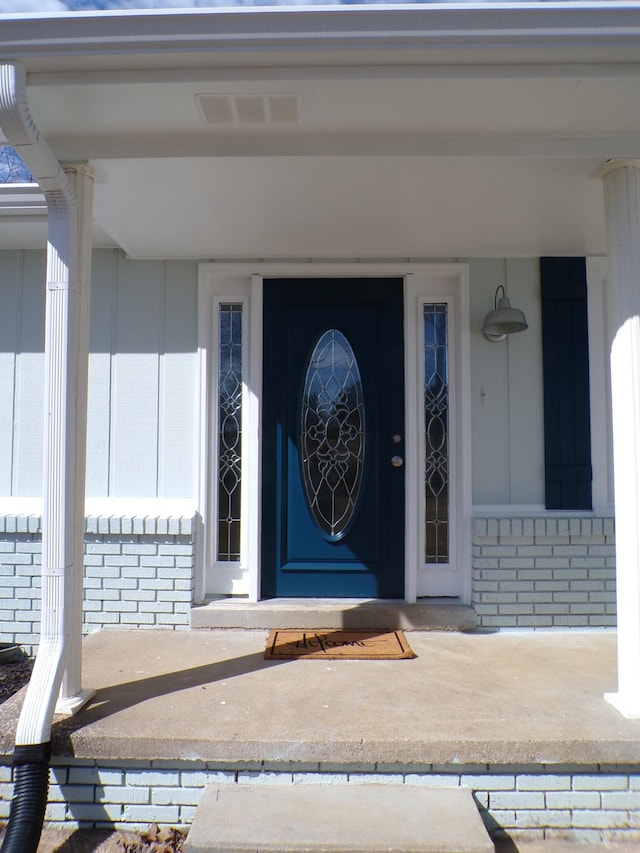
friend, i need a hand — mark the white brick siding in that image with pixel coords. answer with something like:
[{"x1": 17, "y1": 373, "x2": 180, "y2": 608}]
[
  {"x1": 0, "y1": 513, "x2": 195, "y2": 654},
  {"x1": 472, "y1": 516, "x2": 616, "y2": 628},
  {"x1": 2, "y1": 759, "x2": 639, "y2": 844},
  {"x1": 2, "y1": 511, "x2": 618, "y2": 648}
]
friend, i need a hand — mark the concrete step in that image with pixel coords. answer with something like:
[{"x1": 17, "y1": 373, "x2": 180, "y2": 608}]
[
  {"x1": 191, "y1": 598, "x2": 477, "y2": 632},
  {"x1": 184, "y1": 784, "x2": 494, "y2": 853}
]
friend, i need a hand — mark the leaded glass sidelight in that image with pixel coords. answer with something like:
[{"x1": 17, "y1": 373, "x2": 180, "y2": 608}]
[
  {"x1": 424, "y1": 304, "x2": 449, "y2": 563},
  {"x1": 217, "y1": 304, "x2": 243, "y2": 561},
  {"x1": 300, "y1": 329, "x2": 365, "y2": 539}
]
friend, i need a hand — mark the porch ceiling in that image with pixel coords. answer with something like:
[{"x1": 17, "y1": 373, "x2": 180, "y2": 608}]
[
  {"x1": 87, "y1": 155, "x2": 606, "y2": 260},
  {"x1": 1, "y1": 5, "x2": 640, "y2": 258}
]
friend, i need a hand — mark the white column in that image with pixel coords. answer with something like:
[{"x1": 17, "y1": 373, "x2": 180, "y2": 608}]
[
  {"x1": 56, "y1": 164, "x2": 96, "y2": 713},
  {"x1": 602, "y1": 159, "x2": 640, "y2": 719},
  {"x1": 16, "y1": 163, "x2": 95, "y2": 742},
  {"x1": 1, "y1": 62, "x2": 96, "y2": 743}
]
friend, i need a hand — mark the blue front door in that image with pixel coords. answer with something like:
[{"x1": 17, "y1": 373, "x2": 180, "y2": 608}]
[{"x1": 262, "y1": 279, "x2": 405, "y2": 598}]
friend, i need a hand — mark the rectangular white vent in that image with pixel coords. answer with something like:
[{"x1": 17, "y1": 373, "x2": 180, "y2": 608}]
[{"x1": 196, "y1": 94, "x2": 299, "y2": 126}]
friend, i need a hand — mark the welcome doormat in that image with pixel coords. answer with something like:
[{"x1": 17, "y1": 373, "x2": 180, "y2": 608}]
[{"x1": 264, "y1": 629, "x2": 416, "y2": 660}]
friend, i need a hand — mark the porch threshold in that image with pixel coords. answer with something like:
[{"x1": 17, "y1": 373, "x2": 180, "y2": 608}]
[{"x1": 191, "y1": 597, "x2": 477, "y2": 632}]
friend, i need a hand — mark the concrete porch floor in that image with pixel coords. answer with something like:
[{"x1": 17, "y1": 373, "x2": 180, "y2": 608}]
[{"x1": 2, "y1": 628, "x2": 639, "y2": 767}]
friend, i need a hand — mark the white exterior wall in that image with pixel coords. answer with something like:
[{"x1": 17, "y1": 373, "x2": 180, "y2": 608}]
[
  {"x1": 88, "y1": 251, "x2": 199, "y2": 499},
  {"x1": 472, "y1": 515, "x2": 616, "y2": 629},
  {"x1": 467, "y1": 257, "x2": 615, "y2": 627},
  {"x1": 0, "y1": 512, "x2": 195, "y2": 654},
  {"x1": 470, "y1": 258, "x2": 546, "y2": 507},
  {"x1": 0, "y1": 249, "x2": 200, "y2": 650},
  {"x1": 2, "y1": 250, "x2": 606, "y2": 509},
  {"x1": 0, "y1": 249, "x2": 199, "y2": 501},
  {"x1": 469, "y1": 255, "x2": 612, "y2": 511},
  {"x1": 0, "y1": 250, "x2": 616, "y2": 643},
  {"x1": 0, "y1": 250, "x2": 46, "y2": 497}
]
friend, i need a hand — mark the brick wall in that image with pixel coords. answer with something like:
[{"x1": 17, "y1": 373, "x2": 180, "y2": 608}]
[
  {"x1": 2, "y1": 511, "x2": 619, "y2": 649},
  {"x1": 0, "y1": 513, "x2": 195, "y2": 654},
  {"x1": 2, "y1": 760, "x2": 638, "y2": 844},
  {"x1": 472, "y1": 516, "x2": 616, "y2": 628}
]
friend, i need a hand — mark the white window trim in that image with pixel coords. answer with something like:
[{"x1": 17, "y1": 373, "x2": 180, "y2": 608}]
[
  {"x1": 197, "y1": 271, "x2": 258, "y2": 602},
  {"x1": 198, "y1": 262, "x2": 471, "y2": 604},
  {"x1": 405, "y1": 270, "x2": 472, "y2": 604}
]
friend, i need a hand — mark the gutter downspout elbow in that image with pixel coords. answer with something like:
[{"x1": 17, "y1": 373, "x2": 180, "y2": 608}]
[{"x1": 0, "y1": 62, "x2": 94, "y2": 853}]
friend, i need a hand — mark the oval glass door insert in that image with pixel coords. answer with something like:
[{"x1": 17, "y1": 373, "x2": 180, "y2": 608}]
[{"x1": 300, "y1": 329, "x2": 366, "y2": 539}]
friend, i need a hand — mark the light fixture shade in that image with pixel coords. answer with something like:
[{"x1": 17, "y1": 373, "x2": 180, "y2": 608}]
[{"x1": 482, "y1": 295, "x2": 528, "y2": 340}]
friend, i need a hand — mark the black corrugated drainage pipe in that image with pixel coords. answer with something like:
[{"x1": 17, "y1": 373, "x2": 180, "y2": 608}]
[{"x1": 1, "y1": 745, "x2": 51, "y2": 853}]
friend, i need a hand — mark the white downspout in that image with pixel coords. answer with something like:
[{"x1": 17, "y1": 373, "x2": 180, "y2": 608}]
[{"x1": 0, "y1": 62, "x2": 95, "y2": 750}]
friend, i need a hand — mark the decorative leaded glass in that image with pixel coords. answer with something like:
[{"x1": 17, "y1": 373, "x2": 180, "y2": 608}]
[
  {"x1": 424, "y1": 304, "x2": 449, "y2": 563},
  {"x1": 217, "y1": 304, "x2": 243, "y2": 561},
  {"x1": 300, "y1": 329, "x2": 365, "y2": 539}
]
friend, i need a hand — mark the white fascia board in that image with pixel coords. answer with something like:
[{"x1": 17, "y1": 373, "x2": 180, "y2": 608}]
[
  {"x1": 0, "y1": 183, "x2": 45, "y2": 215},
  {"x1": 1, "y1": 4, "x2": 640, "y2": 64}
]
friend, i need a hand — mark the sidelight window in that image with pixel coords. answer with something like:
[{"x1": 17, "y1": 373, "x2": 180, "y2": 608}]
[
  {"x1": 423, "y1": 304, "x2": 449, "y2": 563},
  {"x1": 217, "y1": 303, "x2": 243, "y2": 561}
]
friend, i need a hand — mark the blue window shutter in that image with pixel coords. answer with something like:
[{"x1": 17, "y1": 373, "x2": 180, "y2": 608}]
[{"x1": 540, "y1": 257, "x2": 592, "y2": 510}]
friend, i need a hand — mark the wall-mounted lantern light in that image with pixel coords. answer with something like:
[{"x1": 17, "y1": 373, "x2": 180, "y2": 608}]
[{"x1": 481, "y1": 285, "x2": 528, "y2": 342}]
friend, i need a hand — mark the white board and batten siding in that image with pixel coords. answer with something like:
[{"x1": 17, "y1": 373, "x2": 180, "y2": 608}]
[
  {"x1": 469, "y1": 255, "x2": 612, "y2": 514},
  {"x1": 470, "y1": 258, "x2": 546, "y2": 508},
  {"x1": 1, "y1": 249, "x2": 199, "y2": 502},
  {"x1": 0, "y1": 250, "x2": 46, "y2": 497}
]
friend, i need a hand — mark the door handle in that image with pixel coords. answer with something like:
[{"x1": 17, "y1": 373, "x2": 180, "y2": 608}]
[{"x1": 390, "y1": 455, "x2": 404, "y2": 468}]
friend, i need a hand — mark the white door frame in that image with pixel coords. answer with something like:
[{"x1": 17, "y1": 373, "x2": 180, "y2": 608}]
[{"x1": 197, "y1": 262, "x2": 471, "y2": 604}]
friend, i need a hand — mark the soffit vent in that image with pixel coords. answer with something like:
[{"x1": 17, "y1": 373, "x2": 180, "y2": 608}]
[{"x1": 196, "y1": 94, "x2": 300, "y2": 126}]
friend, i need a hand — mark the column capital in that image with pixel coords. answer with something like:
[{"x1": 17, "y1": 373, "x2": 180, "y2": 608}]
[
  {"x1": 62, "y1": 162, "x2": 96, "y2": 181},
  {"x1": 598, "y1": 158, "x2": 640, "y2": 180}
]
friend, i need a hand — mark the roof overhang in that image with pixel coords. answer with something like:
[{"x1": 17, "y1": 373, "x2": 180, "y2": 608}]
[
  {"x1": 1, "y1": 3, "x2": 639, "y2": 259},
  {"x1": 2, "y1": 3, "x2": 640, "y2": 70}
]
